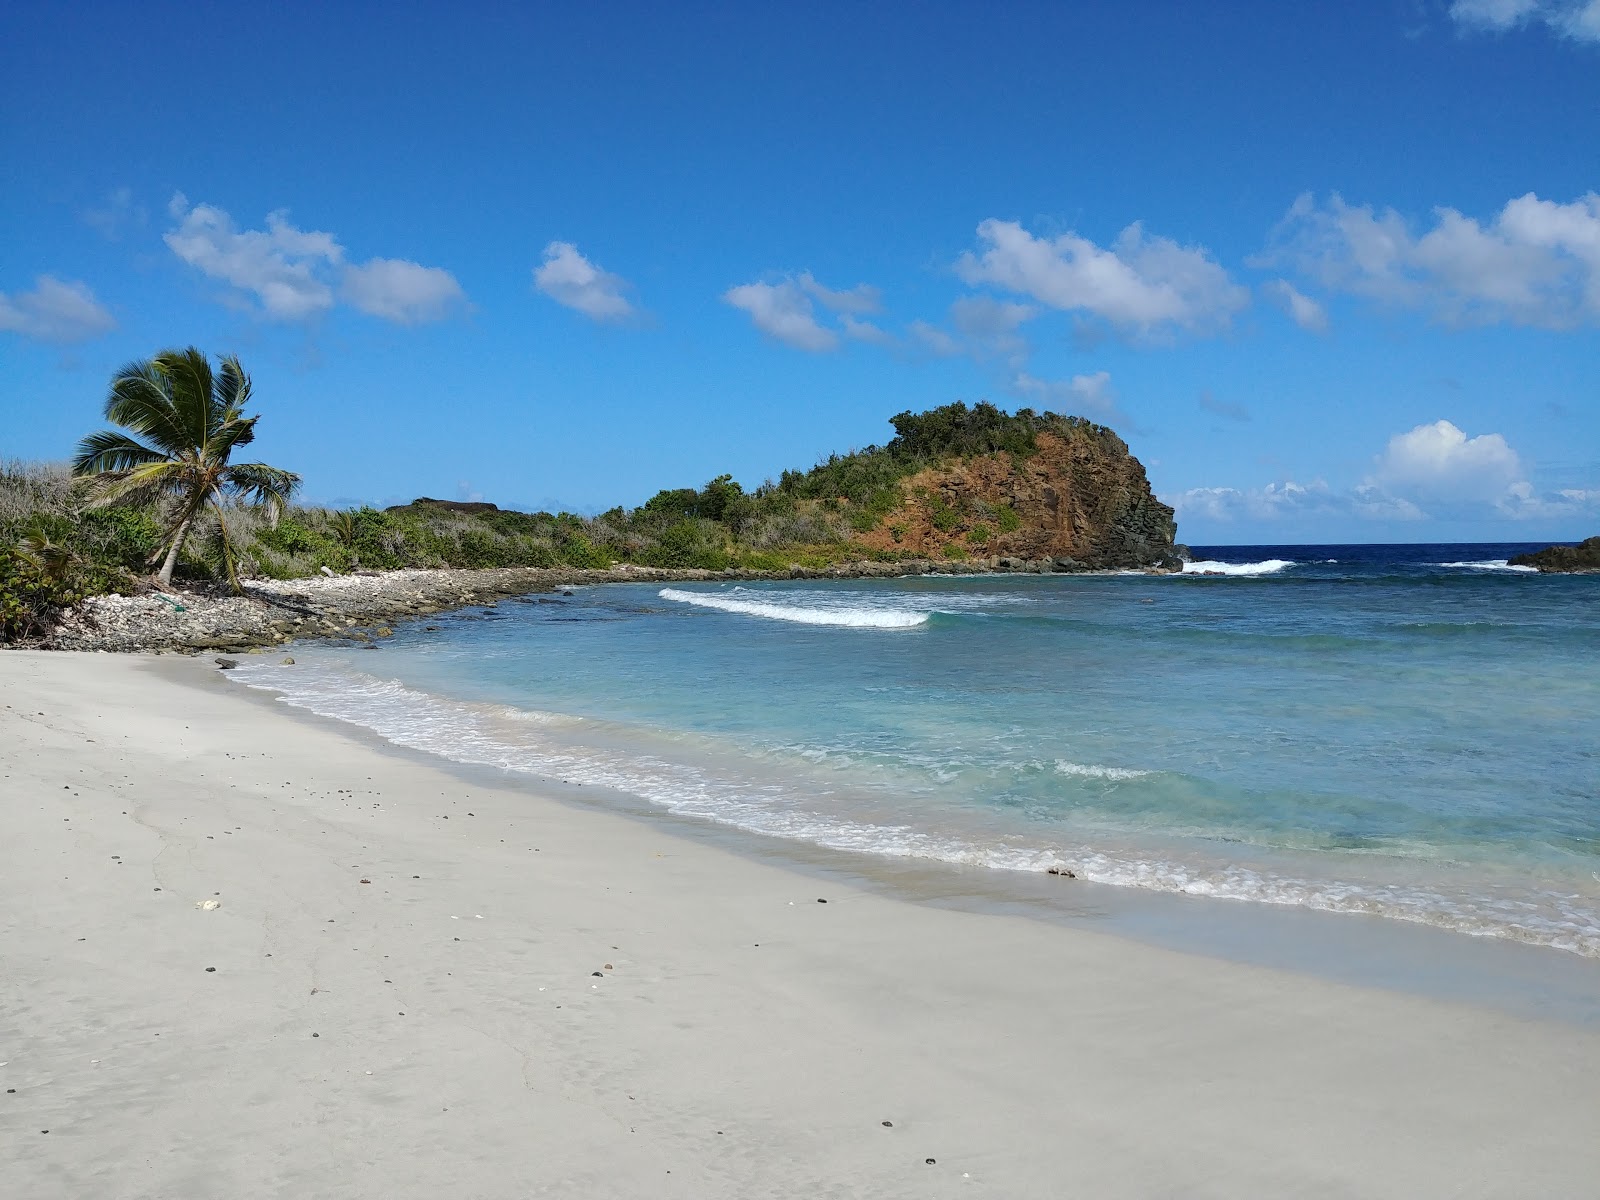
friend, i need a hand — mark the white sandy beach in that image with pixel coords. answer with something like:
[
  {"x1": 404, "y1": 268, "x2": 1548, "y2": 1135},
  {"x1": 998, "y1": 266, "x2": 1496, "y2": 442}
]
[{"x1": 2, "y1": 650, "x2": 1597, "y2": 1199}]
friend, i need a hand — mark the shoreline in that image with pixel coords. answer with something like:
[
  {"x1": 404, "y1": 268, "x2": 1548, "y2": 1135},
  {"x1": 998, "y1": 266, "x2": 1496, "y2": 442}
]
[
  {"x1": 4, "y1": 650, "x2": 1599, "y2": 1197},
  {"x1": 228, "y1": 654, "x2": 1600, "y2": 1026},
  {"x1": 23, "y1": 557, "x2": 1172, "y2": 654}
]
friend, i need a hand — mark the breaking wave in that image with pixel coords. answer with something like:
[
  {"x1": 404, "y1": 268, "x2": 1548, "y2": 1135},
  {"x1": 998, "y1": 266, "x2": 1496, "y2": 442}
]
[
  {"x1": 1181, "y1": 559, "x2": 1296, "y2": 577},
  {"x1": 1434, "y1": 560, "x2": 1538, "y2": 573},
  {"x1": 659, "y1": 587, "x2": 929, "y2": 628}
]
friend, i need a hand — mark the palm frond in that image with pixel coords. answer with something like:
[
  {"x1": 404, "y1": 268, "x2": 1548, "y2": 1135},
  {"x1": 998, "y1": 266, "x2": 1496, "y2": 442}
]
[
  {"x1": 80, "y1": 459, "x2": 196, "y2": 509},
  {"x1": 164, "y1": 347, "x2": 217, "y2": 449},
  {"x1": 223, "y1": 462, "x2": 300, "y2": 520},
  {"x1": 72, "y1": 428, "x2": 169, "y2": 475},
  {"x1": 206, "y1": 415, "x2": 259, "y2": 462},
  {"x1": 105, "y1": 359, "x2": 193, "y2": 456},
  {"x1": 215, "y1": 354, "x2": 253, "y2": 419}
]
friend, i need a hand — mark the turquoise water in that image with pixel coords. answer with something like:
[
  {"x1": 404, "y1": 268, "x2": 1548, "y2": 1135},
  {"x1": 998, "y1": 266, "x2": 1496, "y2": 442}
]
[{"x1": 232, "y1": 544, "x2": 1600, "y2": 956}]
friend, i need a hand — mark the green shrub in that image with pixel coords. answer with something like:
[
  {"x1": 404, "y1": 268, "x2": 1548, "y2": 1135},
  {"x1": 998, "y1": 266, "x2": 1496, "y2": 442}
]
[{"x1": 995, "y1": 504, "x2": 1022, "y2": 533}]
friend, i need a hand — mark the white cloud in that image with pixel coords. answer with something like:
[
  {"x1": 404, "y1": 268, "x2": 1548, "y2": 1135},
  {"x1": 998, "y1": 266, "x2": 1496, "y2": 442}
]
[
  {"x1": 1498, "y1": 481, "x2": 1600, "y2": 519},
  {"x1": 1262, "y1": 279, "x2": 1329, "y2": 333},
  {"x1": 723, "y1": 278, "x2": 839, "y2": 352},
  {"x1": 533, "y1": 242, "x2": 636, "y2": 322},
  {"x1": 838, "y1": 313, "x2": 895, "y2": 345},
  {"x1": 342, "y1": 258, "x2": 465, "y2": 324},
  {"x1": 164, "y1": 194, "x2": 464, "y2": 324},
  {"x1": 1173, "y1": 419, "x2": 1596, "y2": 527},
  {"x1": 0, "y1": 275, "x2": 116, "y2": 342},
  {"x1": 1168, "y1": 480, "x2": 1427, "y2": 524},
  {"x1": 1258, "y1": 191, "x2": 1600, "y2": 328},
  {"x1": 954, "y1": 217, "x2": 1249, "y2": 338},
  {"x1": 166, "y1": 195, "x2": 340, "y2": 319},
  {"x1": 798, "y1": 271, "x2": 881, "y2": 314},
  {"x1": 1372, "y1": 420, "x2": 1523, "y2": 503},
  {"x1": 1450, "y1": 0, "x2": 1600, "y2": 41},
  {"x1": 1011, "y1": 369, "x2": 1116, "y2": 416},
  {"x1": 907, "y1": 319, "x2": 962, "y2": 356}
]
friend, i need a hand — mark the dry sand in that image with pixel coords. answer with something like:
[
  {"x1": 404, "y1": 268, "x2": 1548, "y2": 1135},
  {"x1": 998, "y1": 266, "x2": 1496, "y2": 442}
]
[{"x1": 2, "y1": 650, "x2": 1597, "y2": 1198}]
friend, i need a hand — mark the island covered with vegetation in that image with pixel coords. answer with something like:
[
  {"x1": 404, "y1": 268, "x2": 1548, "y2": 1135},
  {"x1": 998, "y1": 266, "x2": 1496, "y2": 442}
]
[{"x1": 2, "y1": 347, "x2": 1180, "y2": 642}]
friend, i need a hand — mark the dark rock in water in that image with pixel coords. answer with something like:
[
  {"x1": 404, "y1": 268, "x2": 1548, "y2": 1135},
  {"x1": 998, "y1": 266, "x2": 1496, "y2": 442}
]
[
  {"x1": 1509, "y1": 536, "x2": 1600, "y2": 574},
  {"x1": 214, "y1": 657, "x2": 238, "y2": 669},
  {"x1": 1046, "y1": 867, "x2": 1077, "y2": 878}
]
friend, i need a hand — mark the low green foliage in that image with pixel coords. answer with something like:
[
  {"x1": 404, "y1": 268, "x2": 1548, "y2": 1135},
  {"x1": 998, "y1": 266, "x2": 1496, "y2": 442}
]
[{"x1": 4, "y1": 399, "x2": 1111, "y2": 641}]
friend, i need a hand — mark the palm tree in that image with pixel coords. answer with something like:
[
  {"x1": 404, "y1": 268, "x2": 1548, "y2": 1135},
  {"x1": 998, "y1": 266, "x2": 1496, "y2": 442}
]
[{"x1": 72, "y1": 347, "x2": 300, "y2": 590}]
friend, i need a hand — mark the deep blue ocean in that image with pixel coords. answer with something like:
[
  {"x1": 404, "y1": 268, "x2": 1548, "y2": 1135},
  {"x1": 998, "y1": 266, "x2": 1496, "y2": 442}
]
[{"x1": 232, "y1": 544, "x2": 1600, "y2": 957}]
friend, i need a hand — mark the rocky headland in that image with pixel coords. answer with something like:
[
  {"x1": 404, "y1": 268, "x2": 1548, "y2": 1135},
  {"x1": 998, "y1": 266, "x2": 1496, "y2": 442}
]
[{"x1": 1508, "y1": 536, "x2": 1600, "y2": 574}]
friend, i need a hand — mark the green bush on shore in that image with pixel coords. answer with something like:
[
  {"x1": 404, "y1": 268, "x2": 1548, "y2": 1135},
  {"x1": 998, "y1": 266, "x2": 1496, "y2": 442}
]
[{"x1": 3, "y1": 400, "x2": 1108, "y2": 640}]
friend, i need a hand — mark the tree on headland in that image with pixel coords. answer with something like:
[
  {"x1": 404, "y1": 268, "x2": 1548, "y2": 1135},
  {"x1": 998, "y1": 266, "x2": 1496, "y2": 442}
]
[{"x1": 72, "y1": 348, "x2": 300, "y2": 590}]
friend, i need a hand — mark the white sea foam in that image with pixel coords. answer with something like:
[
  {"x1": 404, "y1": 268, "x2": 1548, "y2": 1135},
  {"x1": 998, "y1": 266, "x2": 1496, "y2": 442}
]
[
  {"x1": 1433, "y1": 560, "x2": 1537, "y2": 573},
  {"x1": 1181, "y1": 559, "x2": 1295, "y2": 577},
  {"x1": 659, "y1": 587, "x2": 929, "y2": 628},
  {"x1": 228, "y1": 660, "x2": 1600, "y2": 958},
  {"x1": 1053, "y1": 759, "x2": 1151, "y2": 781}
]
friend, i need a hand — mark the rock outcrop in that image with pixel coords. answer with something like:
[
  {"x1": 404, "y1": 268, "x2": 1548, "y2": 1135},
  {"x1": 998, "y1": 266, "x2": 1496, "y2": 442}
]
[
  {"x1": 854, "y1": 428, "x2": 1180, "y2": 570},
  {"x1": 1508, "y1": 536, "x2": 1600, "y2": 574}
]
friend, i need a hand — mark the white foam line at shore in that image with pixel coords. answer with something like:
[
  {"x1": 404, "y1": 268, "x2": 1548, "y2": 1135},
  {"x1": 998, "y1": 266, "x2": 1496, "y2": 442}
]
[
  {"x1": 229, "y1": 662, "x2": 1600, "y2": 959},
  {"x1": 659, "y1": 588, "x2": 929, "y2": 628}
]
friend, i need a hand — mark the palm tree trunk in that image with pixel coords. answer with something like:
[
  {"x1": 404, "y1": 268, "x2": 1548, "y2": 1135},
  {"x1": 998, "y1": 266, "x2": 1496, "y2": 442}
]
[{"x1": 156, "y1": 515, "x2": 194, "y2": 587}]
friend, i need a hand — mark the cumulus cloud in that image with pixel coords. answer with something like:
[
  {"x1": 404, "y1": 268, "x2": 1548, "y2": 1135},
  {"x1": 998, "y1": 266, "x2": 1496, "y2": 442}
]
[
  {"x1": 533, "y1": 242, "x2": 636, "y2": 322},
  {"x1": 838, "y1": 313, "x2": 895, "y2": 345},
  {"x1": 1449, "y1": 0, "x2": 1600, "y2": 41},
  {"x1": 164, "y1": 194, "x2": 464, "y2": 324},
  {"x1": 1262, "y1": 279, "x2": 1330, "y2": 332},
  {"x1": 1372, "y1": 420, "x2": 1523, "y2": 503},
  {"x1": 954, "y1": 218, "x2": 1249, "y2": 338},
  {"x1": 1257, "y1": 191, "x2": 1600, "y2": 328},
  {"x1": 0, "y1": 275, "x2": 116, "y2": 342},
  {"x1": 798, "y1": 271, "x2": 881, "y2": 315},
  {"x1": 1172, "y1": 419, "x2": 1597, "y2": 527},
  {"x1": 1011, "y1": 369, "x2": 1117, "y2": 416},
  {"x1": 723, "y1": 275, "x2": 868, "y2": 352},
  {"x1": 907, "y1": 319, "x2": 961, "y2": 356},
  {"x1": 343, "y1": 258, "x2": 466, "y2": 324}
]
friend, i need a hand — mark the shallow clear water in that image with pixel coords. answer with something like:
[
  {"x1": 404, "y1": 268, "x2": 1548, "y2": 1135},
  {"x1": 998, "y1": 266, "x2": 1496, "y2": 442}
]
[{"x1": 231, "y1": 543, "x2": 1600, "y2": 957}]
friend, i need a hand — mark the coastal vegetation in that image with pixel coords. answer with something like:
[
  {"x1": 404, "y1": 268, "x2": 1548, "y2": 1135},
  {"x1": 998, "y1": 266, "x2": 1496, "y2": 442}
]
[
  {"x1": 73, "y1": 348, "x2": 301, "y2": 589},
  {"x1": 3, "y1": 349, "x2": 1177, "y2": 640}
]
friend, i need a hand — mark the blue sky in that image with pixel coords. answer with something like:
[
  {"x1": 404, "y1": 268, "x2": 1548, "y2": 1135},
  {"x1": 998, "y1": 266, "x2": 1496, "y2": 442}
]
[{"x1": 2, "y1": 1, "x2": 1596, "y2": 544}]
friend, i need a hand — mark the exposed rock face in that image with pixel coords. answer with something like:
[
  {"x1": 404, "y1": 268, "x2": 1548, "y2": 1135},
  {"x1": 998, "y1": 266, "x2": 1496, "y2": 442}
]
[
  {"x1": 855, "y1": 429, "x2": 1180, "y2": 569},
  {"x1": 1508, "y1": 536, "x2": 1600, "y2": 574}
]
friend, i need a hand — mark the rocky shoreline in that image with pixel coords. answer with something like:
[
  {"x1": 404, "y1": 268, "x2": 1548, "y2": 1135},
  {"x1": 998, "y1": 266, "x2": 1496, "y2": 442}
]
[
  {"x1": 1508, "y1": 536, "x2": 1600, "y2": 574},
  {"x1": 31, "y1": 555, "x2": 1173, "y2": 654}
]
